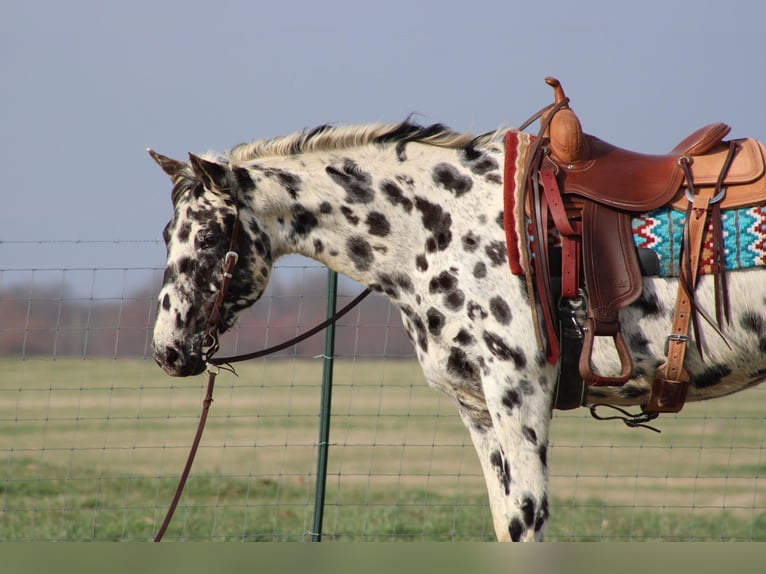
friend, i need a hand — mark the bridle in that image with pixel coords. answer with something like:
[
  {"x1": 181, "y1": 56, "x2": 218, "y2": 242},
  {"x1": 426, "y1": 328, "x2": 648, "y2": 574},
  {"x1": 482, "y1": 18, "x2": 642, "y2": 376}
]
[
  {"x1": 153, "y1": 206, "x2": 371, "y2": 541},
  {"x1": 200, "y1": 207, "x2": 241, "y2": 364}
]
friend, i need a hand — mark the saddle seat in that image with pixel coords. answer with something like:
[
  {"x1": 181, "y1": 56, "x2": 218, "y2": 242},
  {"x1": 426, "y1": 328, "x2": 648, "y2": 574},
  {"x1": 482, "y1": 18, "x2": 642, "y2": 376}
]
[{"x1": 544, "y1": 78, "x2": 765, "y2": 212}]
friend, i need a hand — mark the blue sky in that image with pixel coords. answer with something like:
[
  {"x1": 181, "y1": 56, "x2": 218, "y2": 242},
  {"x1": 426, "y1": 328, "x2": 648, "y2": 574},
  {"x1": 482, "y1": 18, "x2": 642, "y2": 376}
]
[{"x1": 2, "y1": 0, "x2": 765, "y2": 291}]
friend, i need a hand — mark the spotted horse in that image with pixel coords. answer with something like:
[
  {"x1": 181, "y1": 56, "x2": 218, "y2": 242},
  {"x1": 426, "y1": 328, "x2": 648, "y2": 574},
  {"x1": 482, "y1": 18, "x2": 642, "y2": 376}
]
[{"x1": 150, "y1": 79, "x2": 766, "y2": 541}]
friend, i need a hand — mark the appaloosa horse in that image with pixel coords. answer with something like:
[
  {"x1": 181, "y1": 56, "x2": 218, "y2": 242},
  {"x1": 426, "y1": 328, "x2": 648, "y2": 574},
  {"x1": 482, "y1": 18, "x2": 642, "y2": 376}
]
[{"x1": 149, "y1": 109, "x2": 766, "y2": 540}]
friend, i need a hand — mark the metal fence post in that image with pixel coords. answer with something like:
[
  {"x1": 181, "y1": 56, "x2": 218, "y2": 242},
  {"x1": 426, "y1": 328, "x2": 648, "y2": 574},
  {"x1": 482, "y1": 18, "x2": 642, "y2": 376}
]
[{"x1": 311, "y1": 269, "x2": 339, "y2": 541}]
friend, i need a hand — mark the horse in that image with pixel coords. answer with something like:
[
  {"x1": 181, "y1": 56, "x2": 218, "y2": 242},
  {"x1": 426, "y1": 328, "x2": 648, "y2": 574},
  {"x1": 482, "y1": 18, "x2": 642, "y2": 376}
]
[{"x1": 149, "y1": 115, "x2": 766, "y2": 541}]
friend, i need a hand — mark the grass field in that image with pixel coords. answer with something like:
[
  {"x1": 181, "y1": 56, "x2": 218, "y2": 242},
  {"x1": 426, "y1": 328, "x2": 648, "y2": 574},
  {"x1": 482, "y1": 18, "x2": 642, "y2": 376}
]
[{"x1": 2, "y1": 357, "x2": 766, "y2": 541}]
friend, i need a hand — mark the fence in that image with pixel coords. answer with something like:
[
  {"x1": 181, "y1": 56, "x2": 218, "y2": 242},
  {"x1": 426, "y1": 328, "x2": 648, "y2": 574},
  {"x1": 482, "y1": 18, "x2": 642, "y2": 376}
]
[{"x1": 2, "y1": 240, "x2": 766, "y2": 541}]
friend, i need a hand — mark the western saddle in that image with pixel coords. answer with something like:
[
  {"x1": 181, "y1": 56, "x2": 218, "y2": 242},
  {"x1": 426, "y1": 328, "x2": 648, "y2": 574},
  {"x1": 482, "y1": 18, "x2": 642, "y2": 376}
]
[{"x1": 524, "y1": 77, "x2": 766, "y2": 416}]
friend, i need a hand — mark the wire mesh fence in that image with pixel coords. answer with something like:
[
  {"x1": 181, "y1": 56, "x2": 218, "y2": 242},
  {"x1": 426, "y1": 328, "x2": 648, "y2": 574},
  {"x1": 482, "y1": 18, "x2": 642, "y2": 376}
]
[{"x1": 1, "y1": 240, "x2": 766, "y2": 541}]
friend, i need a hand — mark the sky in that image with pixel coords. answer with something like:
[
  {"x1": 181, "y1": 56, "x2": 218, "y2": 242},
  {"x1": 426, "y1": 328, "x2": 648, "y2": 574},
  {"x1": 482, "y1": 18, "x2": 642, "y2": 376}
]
[{"x1": 2, "y1": 0, "x2": 766, "y2": 295}]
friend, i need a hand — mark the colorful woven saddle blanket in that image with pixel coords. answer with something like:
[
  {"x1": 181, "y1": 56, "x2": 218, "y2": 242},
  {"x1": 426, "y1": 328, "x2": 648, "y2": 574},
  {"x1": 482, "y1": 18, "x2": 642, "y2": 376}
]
[{"x1": 633, "y1": 205, "x2": 766, "y2": 277}]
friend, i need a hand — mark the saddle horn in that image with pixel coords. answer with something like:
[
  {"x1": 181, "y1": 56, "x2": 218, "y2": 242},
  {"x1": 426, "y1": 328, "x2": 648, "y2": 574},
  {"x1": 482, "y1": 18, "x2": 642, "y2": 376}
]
[{"x1": 544, "y1": 77, "x2": 588, "y2": 164}]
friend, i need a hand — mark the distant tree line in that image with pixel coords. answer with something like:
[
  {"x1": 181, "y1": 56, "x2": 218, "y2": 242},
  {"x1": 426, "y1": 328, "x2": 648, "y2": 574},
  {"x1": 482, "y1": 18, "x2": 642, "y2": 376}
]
[{"x1": 0, "y1": 276, "x2": 416, "y2": 360}]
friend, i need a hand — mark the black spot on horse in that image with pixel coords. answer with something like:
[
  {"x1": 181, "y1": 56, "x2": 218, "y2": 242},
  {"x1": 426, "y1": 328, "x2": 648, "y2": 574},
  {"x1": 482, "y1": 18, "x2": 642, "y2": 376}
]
[
  {"x1": 486, "y1": 173, "x2": 502, "y2": 185},
  {"x1": 490, "y1": 450, "x2": 511, "y2": 496},
  {"x1": 453, "y1": 329, "x2": 475, "y2": 346},
  {"x1": 484, "y1": 241, "x2": 508, "y2": 266},
  {"x1": 177, "y1": 256, "x2": 193, "y2": 276},
  {"x1": 319, "y1": 201, "x2": 333, "y2": 214},
  {"x1": 403, "y1": 309, "x2": 428, "y2": 352},
  {"x1": 276, "y1": 171, "x2": 301, "y2": 198},
  {"x1": 502, "y1": 389, "x2": 522, "y2": 414},
  {"x1": 473, "y1": 262, "x2": 487, "y2": 279},
  {"x1": 633, "y1": 288, "x2": 664, "y2": 316},
  {"x1": 447, "y1": 347, "x2": 478, "y2": 380},
  {"x1": 461, "y1": 231, "x2": 481, "y2": 252},
  {"x1": 414, "y1": 197, "x2": 452, "y2": 251},
  {"x1": 346, "y1": 236, "x2": 374, "y2": 271},
  {"x1": 619, "y1": 384, "x2": 649, "y2": 399},
  {"x1": 467, "y1": 301, "x2": 488, "y2": 321},
  {"x1": 460, "y1": 147, "x2": 499, "y2": 176},
  {"x1": 432, "y1": 163, "x2": 473, "y2": 197},
  {"x1": 232, "y1": 166, "x2": 257, "y2": 193},
  {"x1": 395, "y1": 274, "x2": 414, "y2": 293},
  {"x1": 522, "y1": 426, "x2": 537, "y2": 445},
  {"x1": 380, "y1": 180, "x2": 414, "y2": 213},
  {"x1": 426, "y1": 307, "x2": 446, "y2": 336},
  {"x1": 162, "y1": 264, "x2": 178, "y2": 286},
  {"x1": 519, "y1": 379, "x2": 535, "y2": 395},
  {"x1": 429, "y1": 270, "x2": 457, "y2": 293},
  {"x1": 262, "y1": 167, "x2": 300, "y2": 198},
  {"x1": 290, "y1": 205, "x2": 318, "y2": 236},
  {"x1": 340, "y1": 206, "x2": 360, "y2": 226},
  {"x1": 326, "y1": 159, "x2": 374, "y2": 203},
  {"x1": 489, "y1": 296, "x2": 512, "y2": 325},
  {"x1": 693, "y1": 363, "x2": 733, "y2": 389},
  {"x1": 253, "y1": 232, "x2": 271, "y2": 257},
  {"x1": 628, "y1": 333, "x2": 651, "y2": 355},
  {"x1": 415, "y1": 254, "x2": 428, "y2": 271},
  {"x1": 365, "y1": 211, "x2": 391, "y2": 237},
  {"x1": 177, "y1": 221, "x2": 192, "y2": 243},
  {"x1": 483, "y1": 331, "x2": 526, "y2": 368},
  {"x1": 520, "y1": 495, "x2": 536, "y2": 528},
  {"x1": 428, "y1": 270, "x2": 464, "y2": 310},
  {"x1": 313, "y1": 239, "x2": 324, "y2": 254},
  {"x1": 376, "y1": 272, "x2": 414, "y2": 299},
  {"x1": 740, "y1": 311, "x2": 766, "y2": 352},
  {"x1": 162, "y1": 293, "x2": 171, "y2": 311},
  {"x1": 445, "y1": 290, "x2": 465, "y2": 311}
]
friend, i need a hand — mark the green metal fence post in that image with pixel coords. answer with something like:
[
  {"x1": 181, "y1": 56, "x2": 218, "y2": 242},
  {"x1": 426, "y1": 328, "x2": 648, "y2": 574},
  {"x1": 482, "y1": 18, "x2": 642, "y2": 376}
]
[{"x1": 311, "y1": 268, "x2": 339, "y2": 541}]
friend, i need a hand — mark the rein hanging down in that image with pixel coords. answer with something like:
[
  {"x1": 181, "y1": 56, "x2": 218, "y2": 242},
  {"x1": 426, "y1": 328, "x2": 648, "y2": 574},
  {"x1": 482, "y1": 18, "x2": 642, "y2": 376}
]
[{"x1": 153, "y1": 214, "x2": 371, "y2": 541}]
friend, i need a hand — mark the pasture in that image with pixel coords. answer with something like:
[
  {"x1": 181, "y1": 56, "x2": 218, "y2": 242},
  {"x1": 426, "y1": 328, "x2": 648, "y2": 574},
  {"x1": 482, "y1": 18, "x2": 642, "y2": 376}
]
[{"x1": 2, "y1": 356, "x2": 766, "y2": 541}]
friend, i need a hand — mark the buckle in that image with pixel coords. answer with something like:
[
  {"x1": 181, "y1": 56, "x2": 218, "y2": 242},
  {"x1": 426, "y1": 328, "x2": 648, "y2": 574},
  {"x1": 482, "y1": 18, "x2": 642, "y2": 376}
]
[
  {"x1": 663, "y1": 333, "x2": 689, "y2": 355},
  {"x1": 684, "y1": 186, "x2": 726, "y2": 204}
]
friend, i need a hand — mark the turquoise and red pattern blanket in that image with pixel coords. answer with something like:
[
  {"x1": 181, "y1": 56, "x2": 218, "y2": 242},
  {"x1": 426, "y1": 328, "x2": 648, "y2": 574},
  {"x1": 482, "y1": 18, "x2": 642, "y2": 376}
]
[{"x1": 632, "y1": 205, "x2": 766, "y2": 277}]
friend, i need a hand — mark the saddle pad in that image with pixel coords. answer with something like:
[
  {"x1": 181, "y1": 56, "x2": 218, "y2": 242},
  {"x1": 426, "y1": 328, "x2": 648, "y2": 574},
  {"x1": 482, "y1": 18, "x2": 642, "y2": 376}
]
[{"x1": 633, "y1": 205, "x2": 766, "y2": 276}]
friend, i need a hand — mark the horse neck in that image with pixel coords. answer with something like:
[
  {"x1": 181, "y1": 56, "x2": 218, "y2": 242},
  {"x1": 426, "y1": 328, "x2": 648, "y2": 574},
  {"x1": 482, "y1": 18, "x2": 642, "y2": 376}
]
[{"x1": 240, "y1": 142, "x2": 497, "y2": 287}]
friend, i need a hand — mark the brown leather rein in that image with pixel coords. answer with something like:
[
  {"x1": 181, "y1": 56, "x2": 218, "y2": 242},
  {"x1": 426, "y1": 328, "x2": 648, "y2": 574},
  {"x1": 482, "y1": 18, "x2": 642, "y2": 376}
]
[{"x1": 153, "y1": 208, "x2": 371, "y2": 541}]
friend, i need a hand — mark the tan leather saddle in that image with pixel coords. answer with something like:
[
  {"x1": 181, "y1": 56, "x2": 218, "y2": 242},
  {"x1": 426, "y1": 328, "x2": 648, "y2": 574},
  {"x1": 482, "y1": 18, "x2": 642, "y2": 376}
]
[{"x1": 526, "y1": 77, "x2": 766, "y2": 414}]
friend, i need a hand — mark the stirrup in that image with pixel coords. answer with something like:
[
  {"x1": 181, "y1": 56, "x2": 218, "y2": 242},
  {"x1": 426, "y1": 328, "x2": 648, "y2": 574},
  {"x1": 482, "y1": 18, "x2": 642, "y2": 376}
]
[{"x1": 578, "y1": 320, "x2": 633, "y2": 386}]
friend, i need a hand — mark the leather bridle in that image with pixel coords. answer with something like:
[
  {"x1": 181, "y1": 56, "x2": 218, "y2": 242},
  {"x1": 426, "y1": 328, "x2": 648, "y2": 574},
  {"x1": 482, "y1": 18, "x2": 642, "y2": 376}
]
[
  {"x1": 200, "y1": 208, "x2": 241, "y2": 364},
  {"x1": 153, "y1": 207, "x2": 371, "y2": 541}
]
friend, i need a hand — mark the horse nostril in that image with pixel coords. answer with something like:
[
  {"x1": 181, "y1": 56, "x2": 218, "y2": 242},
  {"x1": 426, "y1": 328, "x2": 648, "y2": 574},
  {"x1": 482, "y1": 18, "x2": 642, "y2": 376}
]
[{"x1": 165, "y1": 346, "x2": 180, "y2": 365}]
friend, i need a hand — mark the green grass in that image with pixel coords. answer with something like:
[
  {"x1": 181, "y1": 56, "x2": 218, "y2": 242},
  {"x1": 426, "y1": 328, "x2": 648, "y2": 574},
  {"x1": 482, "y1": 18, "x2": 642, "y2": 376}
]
[{"x1": 2, "y1": 357, "x2": 766, "y2": 541}]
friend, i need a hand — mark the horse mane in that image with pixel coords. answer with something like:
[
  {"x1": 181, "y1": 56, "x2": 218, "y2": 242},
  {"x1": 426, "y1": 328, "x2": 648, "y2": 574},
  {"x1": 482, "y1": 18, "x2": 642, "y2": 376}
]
[{"x1": 225, "y1": 119, "x2": 506, "y2": 164}]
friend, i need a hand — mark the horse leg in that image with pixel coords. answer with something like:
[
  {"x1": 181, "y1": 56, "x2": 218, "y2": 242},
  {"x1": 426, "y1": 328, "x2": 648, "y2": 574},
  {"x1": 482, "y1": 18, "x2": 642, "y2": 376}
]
[
  {"x1": 475, "y1": 370, "x2": 554, "y2": 541},
  {"x1": 458, "y1": 411, "x2": 519, "y2": 541},
  {"x1": 458, "y1": 396, "x2": 551, "y2": 540}
]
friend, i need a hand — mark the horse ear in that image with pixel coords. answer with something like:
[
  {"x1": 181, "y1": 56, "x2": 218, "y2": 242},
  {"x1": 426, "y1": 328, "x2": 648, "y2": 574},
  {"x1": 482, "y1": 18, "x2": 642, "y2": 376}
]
[
  {"x1": 147, "y1": 149, "x2": 187, "y2": 180},
  {"x1": 188, "y1": 154, "x2": 230, "y2": 194}
]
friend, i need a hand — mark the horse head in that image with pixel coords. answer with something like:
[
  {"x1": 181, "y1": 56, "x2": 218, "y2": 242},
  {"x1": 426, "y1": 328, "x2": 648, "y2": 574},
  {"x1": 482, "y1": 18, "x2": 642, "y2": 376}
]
[{"x1": 149, "y1": 150, "x2": 273, "y2": 375}]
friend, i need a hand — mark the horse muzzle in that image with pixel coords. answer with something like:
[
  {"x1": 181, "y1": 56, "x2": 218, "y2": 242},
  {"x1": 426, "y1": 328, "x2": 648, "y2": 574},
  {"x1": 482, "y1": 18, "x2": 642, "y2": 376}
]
[{"x1": 153, "y1": 340, "x2": 207, "y2": 377}]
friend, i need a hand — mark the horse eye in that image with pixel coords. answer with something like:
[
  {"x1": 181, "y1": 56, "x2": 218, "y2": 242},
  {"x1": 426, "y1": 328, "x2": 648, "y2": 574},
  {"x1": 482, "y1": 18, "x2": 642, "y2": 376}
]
[{"x1": 197, "y1": 230, "x2": 218, "y2": 249}]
